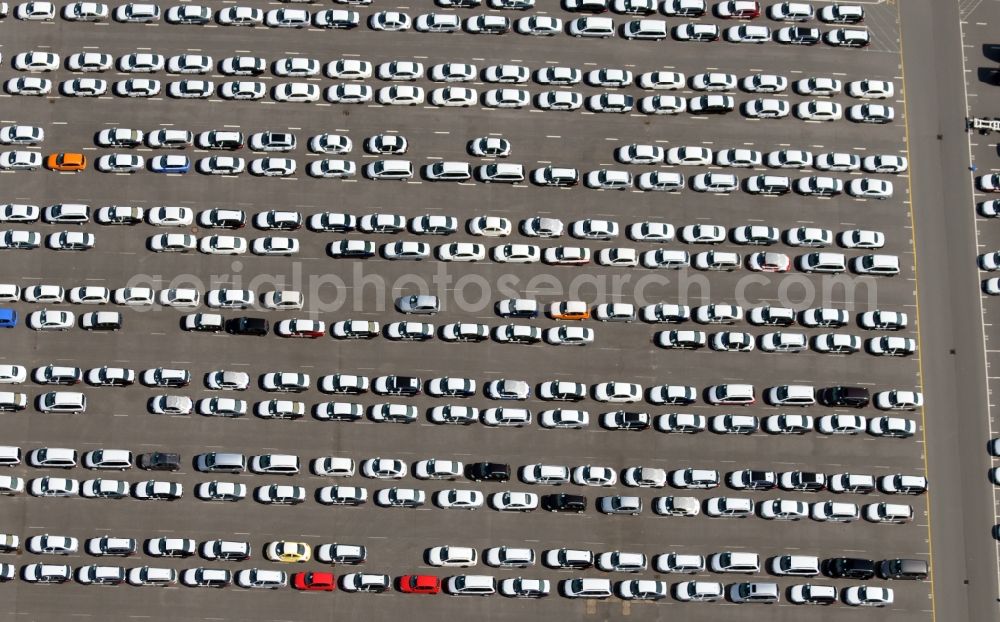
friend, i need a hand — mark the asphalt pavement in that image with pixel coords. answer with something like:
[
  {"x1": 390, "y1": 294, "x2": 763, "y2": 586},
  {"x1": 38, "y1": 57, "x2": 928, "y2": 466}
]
[{"x1": 0, "y1": 1, "x2": 931, "y2": 620}]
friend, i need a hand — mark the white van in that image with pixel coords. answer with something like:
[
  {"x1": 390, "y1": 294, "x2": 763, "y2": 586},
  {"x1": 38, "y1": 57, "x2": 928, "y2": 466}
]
[
  {"x1": 562, "y1": 577, "x2": 613, "y2": 598},
  {"x1": 195, "y1": 452, "x2": 246, "y2": 474},
  {"x1": 765, "y1": 385, "x2": 816, "y2": 407},
  {"x1": 425, "y1": 161, "x2": 472, "y2": 181},
  {"x1": 43, "y1": 204, "x2": 90, "y2": 224},
  {"x1": 707, "y1": 384, "x2": 756, "y2": 405},
  {"x1": 38, "y1": 391, "x2": 87, "y2": 413},
  {"x1": 642, "y1": 249, "x2": 690, "y2": 269},
  {"x1": 477, "y1": 163, "x2": 524, "y2": 183},
  {"x1": 769, "y1": 555, "x2": 819, "y2": 576},
  {"x1": 623, "y1": 19, "x2": 667, "y2": 40},
  {"x1": 864, "y1": 502, "x2": 913, "y2": 524},
  {"x1": 28, "y1": 447, "x2": 77, "y2": 468},
  {"x1": 445, "y1": 574, "x2": 496, "y2": 596},
  {"x1": 0, "y1": 392, "x2": 27, "y2": 411},
  {"x1": 709, "y1": 551, "x2": 759, "y2": 573},
  {"x1": 250, "y1": 454, "x2": 300, "y2": 475},
  {"x1": 364, "y1": 160, "x2": 413, "y2": 180},
  {"x1": 0, "y1": 446, "x2": 21, "y2": 466}
]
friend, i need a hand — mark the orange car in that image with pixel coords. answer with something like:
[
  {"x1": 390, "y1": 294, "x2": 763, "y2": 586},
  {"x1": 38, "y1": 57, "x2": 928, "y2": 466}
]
[
  {"x1": 548, "y1": 300, "x2": 590, "y2": 321},
  {"x1": 46, "y1": 152, "x2": 87, "y2": 172}
]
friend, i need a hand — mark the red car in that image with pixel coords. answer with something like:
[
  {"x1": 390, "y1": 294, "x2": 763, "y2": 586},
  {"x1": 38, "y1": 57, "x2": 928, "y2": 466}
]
[
  {"x1": 398, "y1": 575, "x2": 441, "y2": 594},
  {"x1": 292, "y1": 572, "x2": 336, "y2": 591},
  {"x1": 716, "y1": 0, "x2": 759, "y2": 18}
]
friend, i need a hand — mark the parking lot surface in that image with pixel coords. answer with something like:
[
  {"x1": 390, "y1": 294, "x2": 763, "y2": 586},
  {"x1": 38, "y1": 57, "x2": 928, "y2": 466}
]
[{"x1": 0, "y1": 1, "x2": 932, "y2": 620}]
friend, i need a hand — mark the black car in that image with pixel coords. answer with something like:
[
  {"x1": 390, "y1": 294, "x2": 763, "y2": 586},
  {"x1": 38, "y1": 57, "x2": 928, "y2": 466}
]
[
  {"x1": 877, "y1": 558, "x2": 928, "y2": 580},
  {"x1": 778, "y1": 26, "x2": 820, "y2": 45},
  {"x1": 137, "y1": 452, "x2": 181, "y2": 471},
  {"x1": 542, "y1": 494, "x2": 587, "y2": 513},
  {"x1": 375, "y1": 375, "x2": 421, "y2": 397},
  {"x1": 822, "y1": 557, "x2": 875, "y2": 580},
  {"x1": 466, "y1": 462, "x2": 511, "y2": 482},
  {"x1": 727, "y1": 470, "x2": 776, "y2": 491},
  {"x1": 819, "y1": 386, "x2": 870, "y2": 408},
  {"x1": 604, "y1": 411, "x2": 650, "y2": 431},
  {"x1": 226, "y1": 317, "x2": 269, "y2": 336}
]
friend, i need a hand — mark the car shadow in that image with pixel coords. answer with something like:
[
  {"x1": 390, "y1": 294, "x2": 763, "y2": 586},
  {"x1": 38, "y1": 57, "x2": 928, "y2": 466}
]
[
  {"x1": 978, "y1": 67, "x2": 1000, "y2": 86},
  {"x1": 984, "y1": 44, "x2": 1000, "y2": 63}
]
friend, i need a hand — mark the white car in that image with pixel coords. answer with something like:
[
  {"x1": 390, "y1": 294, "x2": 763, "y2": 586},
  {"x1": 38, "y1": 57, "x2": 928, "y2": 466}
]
[
  {"x1": 249, "y1": 158, "x2": 296, "y2": 177},
  {"x1": 217, "y1": 5, "x2": 262, "y2": 25},
  {"x1": 485, "y1": 65, "x2": 530, "y2": 84},
  {"x1": 272, "y1": 83, "x2": 319, "y2": 102},
  {"x1": 377, "y1": 85, "x2": 425, "y2": 105},
  {"x1": 847, "y1": 178, "x2": 894, "y2": 199},
  {"x1": 743, "y1": 98, "x2": 790, "y2": 119},
  {"x1": 637, "y1": 71, "x2": 685, "y2": 90},
  {"x1": 114, "y1": 78, "x2": 161, "y2": 97},
  {"x1": 491, "y1": 491, "x2": 539, "y2": 512},
  {"x1": 815, "y1": 152, "x2": 861, "y2": 171},
  {"x1": 537, "y1": 90, "x2": 584, "y2": 111},
  {"x1": 324, "y1": 83, "x2": 371, "y2": 104},
  {"x1": 516, "y1": 14, "x2": 561, "y2": 35},
  {"x1": 673, "y1": 23, "x2": 719, "y2": 41},
  {"x1": 587, "y1": 93, "x2": 634, "y2": 113},
  {"x1": 63, "y1": 0, "x2": 107, "y2": 20},
  {"x1": 741, "y1": 74, "x2": 788, "y2": 93},
  {"x1": 118, "y1": 53, "x2": 164, "y2": 73},
  {"x1": 5, "y1": 77, "x2": 52, "y2": 96},
  {"x1": 795, "y1": 100, "x2": 843, "y2": 120},
  {"x1": 592, "y1": 382, "x2": 642, "y2": 403},
  {"x1": 847, "y1": 104, "x2": 895, "y2": 124},
  {"x1": 251, "y1": 236, "x2": 299, "y2": 256},
  {"x1": 28, "y1": 310, "x2": 74, "y2": 331},
  {"x1": 96, "y1": 154, "x2": 144, "y2": 173},
  {"x1": 272, "y1": 58, "x2": 319, "y2": 77},
  {"x1": 484, "y1": 88, "x2": 530, "y2": 108},
  {"x1": 167, "y1": 55, "x2": 213, "y2": 75},
  {"x1": 0, "y1": 126, "x2": 44, "y2": 145},
  {"x1": 313, "y1": 8, "x2": 359, "y2": 28},
  {"x1": 844, "y1": 586, "x2": 894, "y2": 607},
  {"x1": 691, "y1": 72, "x2": 736, "y2": 91},
  {"x1": 415, "y1": 12, "x2": 460, "y2": 32},
  {"x1": 862, "y1": 154, "x2": 908, "y2": 174},
  {"x1": 61, "y1": 78, "x2": 108, "y2": 97},
  {"x1": 725, "y1": 24, "x2": 771, "y2": 43},
  {"x1": 14, "y1": 51, "x2": 60, "y2": 72},
  {"x1": 377, "y1": 60, "x2": 424, "y2": 80},
  {"x1": 309, "y1": 134, "x2": 353, "y2": 155},
  {"x1": 794, "y1": 77, "x2": 843, "y2": 96},
  {"x1": 149, "y1": 233, "x2": 196, "y2": 252},
  {"x1": 266, "y1": 7, "x2": 310, "y2": 27},
  {"x1": 434, "y1": 489, "x2": 484, "y2": 509},
  {"x1": 165, "y1": 4, "x2": 211, "y2": 23},
  {"x1": 429, "y1": 87, "x2": 478, "y2": 107},
  {"x1": 16, "y1": 0, "x2": 56, "y2": 19},
  {"x1": 429, "y1": 63, "x2": 477, "y2": 83},
  {"x1": 219, "y1": 81, "x2": 266, "y2": 100},
  {"x1": 0, "y1": 151, "x2": 42, "y2": 170},
  {"x1": 325, "y1": 60, "x2": 373, "y2": 81},
  {"x1": 847, "y1": 79, "x2": 894, "y2": 99},
  {"x1": 437, "y1": 243, "x2": 486, "y2": 262},
  {"x1": 572, "y1": 466, "x2": 616, "y2": 487},
  {"x1": 616, "y1": 144, "x2": 664, "y2": 164}
]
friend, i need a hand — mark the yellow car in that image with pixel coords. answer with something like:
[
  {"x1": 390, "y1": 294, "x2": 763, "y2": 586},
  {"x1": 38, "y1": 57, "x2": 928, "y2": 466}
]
[{"x1": 265, "y1": 541, "x2": 311, "y2": 563}]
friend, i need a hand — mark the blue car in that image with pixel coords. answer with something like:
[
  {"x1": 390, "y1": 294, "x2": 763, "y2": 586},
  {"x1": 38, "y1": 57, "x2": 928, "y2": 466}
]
[
  {"x1": 0, "y1": 309, "x2": 17, "y2": 328},
  {"x1": 149, "y1": 154, "x2": 190, "y2": 174}
]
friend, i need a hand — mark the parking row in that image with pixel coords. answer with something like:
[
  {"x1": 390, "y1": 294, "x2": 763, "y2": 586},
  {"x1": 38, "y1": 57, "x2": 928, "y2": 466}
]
[{"x1": 5, "y1": 52, "x2": 894, "y2": 104}]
